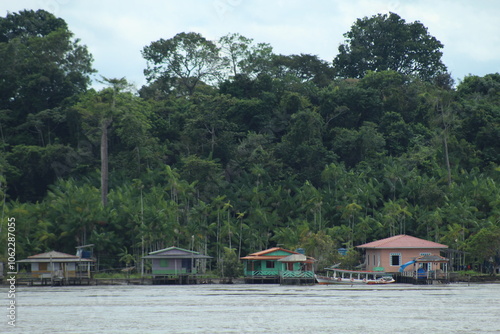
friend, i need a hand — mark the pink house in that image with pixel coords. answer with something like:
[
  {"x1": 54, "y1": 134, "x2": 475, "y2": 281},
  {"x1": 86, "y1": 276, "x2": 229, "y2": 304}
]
[{"x1": 357, "y1": 235, "x2": 448, "y2": 273}]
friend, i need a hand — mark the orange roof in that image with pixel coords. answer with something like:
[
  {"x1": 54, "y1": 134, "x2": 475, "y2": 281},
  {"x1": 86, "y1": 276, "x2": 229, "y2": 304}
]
[
  {"x1": 240, "y1": 256, "x2": 284, "y2": 260},
  {"x1": 240, "y1": 247, "x2": 298, "y2": 260},
  {"x1": 356, "y1": 235, "x2": 448, "y2": 249}
]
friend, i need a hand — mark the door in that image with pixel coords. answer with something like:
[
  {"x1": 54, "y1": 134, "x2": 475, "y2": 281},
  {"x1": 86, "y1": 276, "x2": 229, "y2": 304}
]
[{"x1": 182, "y1": 259, "x2": 192, "y2": 273}]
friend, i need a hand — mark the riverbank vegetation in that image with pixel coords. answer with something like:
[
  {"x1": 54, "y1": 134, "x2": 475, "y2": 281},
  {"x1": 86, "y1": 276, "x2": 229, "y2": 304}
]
[{"x1": 1, "y1": 10, "x2": 499, "y2": 275}]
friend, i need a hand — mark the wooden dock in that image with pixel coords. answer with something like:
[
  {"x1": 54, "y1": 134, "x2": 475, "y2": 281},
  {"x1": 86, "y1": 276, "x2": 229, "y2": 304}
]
[
  {"x1": 244, "y1": 273, "x2": 316, "y2": 285},
  {"x1": 394, "y1": 272, "x2": 450, "y2": 285},
  {"x1": 150, "y1": 274, "x2": 217, "y2": 285},
  {"x1": 244, "y1": 276, "x2": 280, "y2": 284},
  {"x1": 280, "y1": 277, "x2": 316, "y2": 285},
  {"x1": 16, "y1": 275, "x2": 94, "y2": 286},
  {"x1": 15, "y1": 275, "x2": 153, "y2": 286}
]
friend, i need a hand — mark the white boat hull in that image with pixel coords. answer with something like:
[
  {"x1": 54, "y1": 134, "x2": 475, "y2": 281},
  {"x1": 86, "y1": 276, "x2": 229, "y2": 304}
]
[{"x1": 315, "y1": 273, "x2": 395, "y2": 285}]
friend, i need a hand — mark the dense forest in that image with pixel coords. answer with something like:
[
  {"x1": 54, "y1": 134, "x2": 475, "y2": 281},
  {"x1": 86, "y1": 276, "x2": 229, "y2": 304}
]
[{"x1": 1, "y1": 9, "x2": 499, "y2": 274}]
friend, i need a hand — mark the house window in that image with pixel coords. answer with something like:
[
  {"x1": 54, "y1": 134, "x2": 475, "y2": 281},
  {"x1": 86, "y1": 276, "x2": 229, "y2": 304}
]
[
  {"x1": 39, "y1": 263, "x2": 48, "y2": 271},
  {"x1": 266, "y1": 261, "x2": 275, "y2": 269},
  {"x1": 159, "y1": 259, "x2": 169, "y2": 267},
  {"x1": 390, "y1": 253, "x2": 401, "y2": 266}
]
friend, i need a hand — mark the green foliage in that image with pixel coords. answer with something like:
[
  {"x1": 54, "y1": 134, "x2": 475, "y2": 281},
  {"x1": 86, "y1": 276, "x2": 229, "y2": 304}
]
[
  {"x1": 272, "y1": 53, "x2": 335, "y2": 87},
  {"x1": 218, "y1": 247, "x2": 243, "y2": 279},
  {"x1": 3, "y1": 9, "x2": 500, "y2": 274},
  {"x1": 0, "y1": 9, "x2": 94, "y2": 131},
  {"x1": 218, "y1": 33, "x2": 274, "y2": 78},
  {"x1": 6, "y1": 144, "x2": 79, "y2": 201},
  {"x1": 333, "y1": 12, "x2": 447, "y2": 80},
  {"x1": 466, "y1": 225, "x2": 500, "y2": 273},
  {"x1": 142, "y1": 32, "x2": 225, "y2": 96},
  {"x1": 300, "y1": 230, "x2": 339, "y2": 270}
]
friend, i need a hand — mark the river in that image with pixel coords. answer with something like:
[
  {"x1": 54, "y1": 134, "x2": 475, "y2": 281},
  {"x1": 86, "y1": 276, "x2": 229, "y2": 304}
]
[{"x1": 2, "y1": 283, "x2": 499, "y2": 333}]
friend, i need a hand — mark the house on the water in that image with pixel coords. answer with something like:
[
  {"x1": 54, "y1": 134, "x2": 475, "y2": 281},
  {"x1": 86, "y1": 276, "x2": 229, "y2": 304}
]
[
  {"x1": 357, "y1": 234, "x2": 450, "y2": 283},
  {"x1": 142, "y1": 246, "x2": 212, "y2": 284},
  {"x1": 17, "y1": 250, "x2": 94, "y2": 285},
  {"x1": 240, "y1": 247, "x2": 315, "y2": 284}
]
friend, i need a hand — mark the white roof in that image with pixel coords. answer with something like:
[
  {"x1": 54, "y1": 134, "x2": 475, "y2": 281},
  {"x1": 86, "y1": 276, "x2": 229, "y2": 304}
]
[{"x1": 277, "y1": 254, "x2": 307, "y2": 262}]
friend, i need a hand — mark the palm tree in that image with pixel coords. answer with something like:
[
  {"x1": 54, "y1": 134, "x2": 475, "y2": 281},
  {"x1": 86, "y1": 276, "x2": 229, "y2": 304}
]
[
  {"x1": 341, "y1": 202, "x2": 362, "y2": 248},
  {"x1": 381, "y1": 199, "x2": 412, "y2": 237}
]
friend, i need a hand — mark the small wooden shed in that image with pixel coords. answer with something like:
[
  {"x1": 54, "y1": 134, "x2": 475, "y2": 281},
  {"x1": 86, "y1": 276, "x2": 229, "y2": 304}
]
[{"x1": 17, "y1": 250, "x2": 94, "y2": 281}]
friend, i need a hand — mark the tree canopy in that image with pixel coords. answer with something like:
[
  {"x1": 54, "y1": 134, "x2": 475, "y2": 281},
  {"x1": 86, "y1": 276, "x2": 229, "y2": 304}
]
[
  {"x1": 142, "y1": 32, "x2": 225, "y2": 96},
  {"x1": 333, "y1": 12, "x2": 447, "y2": 81},
  {"x1": 0, "y1": 9, "x2": 94, "y2": 119}
]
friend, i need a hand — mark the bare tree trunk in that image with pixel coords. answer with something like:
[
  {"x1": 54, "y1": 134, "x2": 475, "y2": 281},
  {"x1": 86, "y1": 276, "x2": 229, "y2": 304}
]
[
  {"x1": 101, "y1": 119, "x2": 111, "y2": 206},
  {"x1": 437, "y1": 95, "x2": 453, "y2": 186},
  {"x1": 99, "y1": 77, "x2": 126, "y2": 206},
  {"x1": 443, "y1": 132, "x2": 452, "y2": 186}
]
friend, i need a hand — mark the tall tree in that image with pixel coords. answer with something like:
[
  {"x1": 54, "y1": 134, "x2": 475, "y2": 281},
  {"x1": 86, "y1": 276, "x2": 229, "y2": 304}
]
[
  {"x1": 218, "y1": 33, "x2": 253, "y2": 77},
  {"x1": 333, "y1": 12, "x2": 447, "y2": 81},
  {"x1": 142, "y1": 32, "x2": 225, "y2": 96},
  {"x1": 218, "y1": 33, "x2": 278, "y2": 79},
  {"x1": 76, "y1": 78, "x2": 146, "y2": 206},
  {"x1": 0, "y1": 9, "x2": 94, "y2": 129},
  {"x1": 100, "y1": 78, "x2": 128, "y2": 206}
]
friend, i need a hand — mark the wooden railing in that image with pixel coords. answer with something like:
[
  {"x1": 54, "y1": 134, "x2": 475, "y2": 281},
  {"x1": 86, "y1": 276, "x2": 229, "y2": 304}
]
[
  {"x1": 400, "y1": 270, "x2": 449, "y2": 279},
  {"x1": 281, "y1": 271, "x2": 314, "y2": 278},
  {"x1": 247, "y1": 270, "x2": 278, "y2": 277},
  {"x1": 246, "y1": 270, "x2": 314, "y2": 278}
]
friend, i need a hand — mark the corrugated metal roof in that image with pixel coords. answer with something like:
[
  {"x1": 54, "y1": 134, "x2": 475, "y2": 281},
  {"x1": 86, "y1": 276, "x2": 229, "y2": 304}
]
[
  {"x1": 143, "y1": 254, "x2": 212, "y2": 259},
  {"x1": 143, "y1": 246, "x2": 212, "y2": 259},
  {"x1": 28, "y1": 250, "x2": 79, "y2": 259},
  {"x1": 415, "y1": 254, "x2": 449, "y2": 262},
  {"x1": 18, "y1": 250, "x2": 94, "y2": 263},
  {"x1": 148, "y1": 246, "x2": 200, "y2": 256},
  {"x1": 356, "y1": 235, "x2": 448, "y2": 249}
]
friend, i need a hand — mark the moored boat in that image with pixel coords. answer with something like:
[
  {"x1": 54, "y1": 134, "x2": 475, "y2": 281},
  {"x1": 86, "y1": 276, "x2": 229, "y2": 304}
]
[{"x1": 315, "y1": 267, "x2": 395, "y2": 285}]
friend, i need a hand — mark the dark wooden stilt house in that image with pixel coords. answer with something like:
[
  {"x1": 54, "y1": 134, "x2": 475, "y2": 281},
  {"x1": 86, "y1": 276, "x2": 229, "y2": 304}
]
[{"x1": 142, "y1": 246, "x2": 212, "y2": 284}]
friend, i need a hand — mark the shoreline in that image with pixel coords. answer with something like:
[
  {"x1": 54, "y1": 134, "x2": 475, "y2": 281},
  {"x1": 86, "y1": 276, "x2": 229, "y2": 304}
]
[{"x1": 1, "y1": 276, "x2": 499, "y2": 286}]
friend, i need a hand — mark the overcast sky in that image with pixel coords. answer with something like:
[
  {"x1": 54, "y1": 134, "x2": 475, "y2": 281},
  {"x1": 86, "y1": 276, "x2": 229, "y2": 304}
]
[{"x1": 3, "y1": 0, "x2": 500, "y2": 89}]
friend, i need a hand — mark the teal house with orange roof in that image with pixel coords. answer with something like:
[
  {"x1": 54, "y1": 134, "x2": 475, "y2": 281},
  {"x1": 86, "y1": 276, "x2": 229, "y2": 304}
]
[{"x1": 240, "y1": 247, "x2": 315, "y2": 284}]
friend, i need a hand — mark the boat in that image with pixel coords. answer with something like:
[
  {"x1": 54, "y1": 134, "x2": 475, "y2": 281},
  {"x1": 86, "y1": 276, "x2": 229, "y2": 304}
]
[{"x1": 315, "y1": 267, "x2": 395, "y2": 285}]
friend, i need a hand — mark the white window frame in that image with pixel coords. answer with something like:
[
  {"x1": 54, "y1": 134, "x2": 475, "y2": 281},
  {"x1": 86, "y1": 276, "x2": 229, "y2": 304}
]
[{"x1": 390, "y1": 253, "x2": 401, "y2": 266}]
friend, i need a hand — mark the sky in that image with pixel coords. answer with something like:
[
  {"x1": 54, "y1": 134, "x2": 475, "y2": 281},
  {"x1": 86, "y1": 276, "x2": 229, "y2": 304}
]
[{"x1": 2, "y1": 0, "x2": 500, "y2": 89}]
